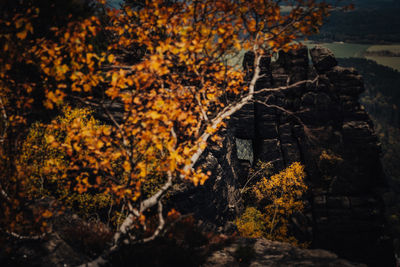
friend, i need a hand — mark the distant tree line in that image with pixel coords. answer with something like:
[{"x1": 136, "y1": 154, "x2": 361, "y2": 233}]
[
  {"x1": 311, "y1": 7, "x2": 400, "y2": 43},
  {"x1": 338, "y1": 58, "x2": 400, "y2": 187}
]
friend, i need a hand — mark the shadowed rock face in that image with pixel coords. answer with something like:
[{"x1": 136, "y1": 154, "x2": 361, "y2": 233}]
[
  {"x1": 134, "y1": 46, "x2": 395, "y2": 266},
  {"x1": 170, "y1": 130, "x2": 243, "y2": 233},
  {"x1": 91, "y1": 43, "x2": 395, "y2": 265},
  {"x1": 203, "y1": 238, "x2": 366, "y2": 267},
  {"x1": 229, "y1": 46, "x2": 395, "y2": 266},
  {"x1": 310, "y1": 45, "x2": 338, "y2": 73},
  {"x1": 168, "y1": 46, "x2": 395, "y2": 266}
]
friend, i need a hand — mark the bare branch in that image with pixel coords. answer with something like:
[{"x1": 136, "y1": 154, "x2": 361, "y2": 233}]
[
  {"x1": 126, "y1": 201, "x2": 140, "y2": 217},
  {"x1": 0, "y1": 95, "x2": 8, "y2": 144},
  {"x1": 80, "y1": 171, "x2": 174, "y2": 267},
  {"x1": 111, "y1": 213, "x2": 136, "y2": 248},
  {"x1": 0, "y1": 96, "x2": 10, "y2": 203},
  {"x1": 255, "y1": 77, "x2": 318, "y2": 94},
  {"x1": 100, "y1": 102, "x2": 132, "y2": 159},
  {"x1": 70, "y1": 95, "x2": 101, "y2": 107},
  {"x1": 240, "y1": 167, "x2": 267, "y2": 193},
  {"x1": 140, "y1": 171, "x2": 173, "y2": 213},
  {"x1": 0, "y1": 176, "x2": 10, "y2": 203},
  {"x1": 192, "y1": 68, "x2": 210, "y2": 122},
  {"x1": 2, "y1": 230, "x2": 46, "y2": 241},
  {"x1": 196, "y1": 94, "x2": 209, "y2": 122},
  {"x1": 103, "y1": 65, "x2": 134, "y2": 71},
  {"x1": 253, "y1": 100, "x2": 315, "y2": 141},
  {"x1": 141, "y1": 198, "x2": 165, "y2": 243}
]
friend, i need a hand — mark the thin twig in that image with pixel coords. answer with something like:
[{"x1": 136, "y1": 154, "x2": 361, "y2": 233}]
[
  {"x1": 3, "y1": 230, "x2": 46, "y2": 241},
  {"x1": 0, "y1": 96, "x2": 8, "y2": 144}
]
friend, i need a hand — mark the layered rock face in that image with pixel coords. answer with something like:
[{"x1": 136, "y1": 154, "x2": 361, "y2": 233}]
[
  {"x1": 203, "y1": 238, "x2": 366, "y2": 267},
  {"x1": 97, "y1": 45, "x2": 395, "y2": 265},
  {"x1": 170, "y1": 130, "x2": 243, "y2": 232},
  {"x1": 230, "y1": 46, "x2": 394, "y2": 266}
]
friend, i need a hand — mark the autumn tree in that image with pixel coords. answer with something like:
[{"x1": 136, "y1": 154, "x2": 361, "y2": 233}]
[
  {"x1": 236, "y1": 162, "x2": 308, "y2": 246},
  {"x1": 0, "y1": 0, "x2": 333, "y2": 265}
]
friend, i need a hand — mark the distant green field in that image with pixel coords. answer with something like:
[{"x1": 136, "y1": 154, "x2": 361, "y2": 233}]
[
  {"x1": 364, "y1": 56, "x2": 400, "y2": 71},
  {"x1": 304, "y1": 41, "x2": 370, "y2": 58},
  {"x1": 225, "y1": 42, "x2": 400, "y2": 71},
  {"x1": 365, "y1": 45, "x2": 400, "y2": 71},
  {"x1": 305, "y1": 41, "x2": 400, "y2": 71},
  {"x1": 367, "y1": 45, "x2": 400, "y2": 54}
]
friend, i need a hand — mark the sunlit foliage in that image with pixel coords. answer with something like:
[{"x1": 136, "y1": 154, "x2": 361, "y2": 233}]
[
  {"x1": 0, "y1": 0, "x2": 331, "y2": 261},
  {"x1": 17, "y1": 107, "x2": 114, "y2": 220},
  {"x1": 235, "y1": 207, "x2": 266, "y2": 238},
  {"x1": 237, "y1": 162, "x2": 308, "y2": 246}
]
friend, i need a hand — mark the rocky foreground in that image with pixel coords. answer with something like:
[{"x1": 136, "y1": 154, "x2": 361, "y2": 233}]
[{"x1": 204, "y1": 238, "x2": 366, "y2": 267}]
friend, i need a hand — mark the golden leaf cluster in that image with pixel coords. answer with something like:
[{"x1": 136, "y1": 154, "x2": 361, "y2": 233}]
[
  {"x1": 0, "y1": 0, "x2": 330, "y2": 236},
  {"x1": 237, "y1": 162, "x2": 308, "y2": 246}
]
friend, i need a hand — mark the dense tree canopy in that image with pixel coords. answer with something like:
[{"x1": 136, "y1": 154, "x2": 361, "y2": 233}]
[{"x1": 0, "y1": 0, "x2": 332, "y2": 264}]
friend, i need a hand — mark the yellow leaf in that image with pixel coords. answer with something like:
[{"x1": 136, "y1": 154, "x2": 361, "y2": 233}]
[
  {"x1": 15, "y1": 18, "x2": 24, "y2": 29},
  {"x1": 111, "y1": 72, "x2": 118, "y2": 87},
  {"x1": 16, "y1": 30, "x2": 28, "y2": 40},
  {"x1": 47, "y1": 135, "x2": 55, "y2": 144},
  {"x1": 234, "y1": 42, "x2": 241, "y2": 50},
  {"x1": 218, "y1": 28, "x2": 226, "y2": 34},
  {"x1": 183, "y1": 146, "x2": 191, "y2": 156},
  {"x1": 206, "y1": 93, "x2": 215, "y2": 100},
  {"x1": 200, "y1": 142, "x2": 207, "y2": 150},
  {"x1": 83, "y1": 84, "x2": 91, "y2": 92},
  {"x1": 96, "y1": 140, "x2": 104, "y2": 149},
  {"x1": 149, "y1": 111, "x2": 160, "y2": 119},
  {"x1": 102, "y1": 127, "x2": 111, "y2": 136},
  {"x1": 123, "y1": 160, "x2": 131, "y2": 172},
  {"x1": 26, "y1": 22, "x2": 33, "y2": 34},
  {"x1": 42, "y1": 210, "x2": 53, "y2": 218}
]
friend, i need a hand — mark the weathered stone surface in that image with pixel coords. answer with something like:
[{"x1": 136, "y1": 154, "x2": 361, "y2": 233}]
[
  {"x1": 228, "y1": 46, "x2": 395, "y2": 266},
  {"x1": 203, "y1": 238, "x2": 366, "y2": 267},
  {"x1": 230, "y1": 102, "x2": 255, "y2": 139},
  {"x1": 0, "y1": 213, "x2": 108, "y2": 267},
  {"x1": 310, "y1": 45, "x2": 338, "y2": 73},
  {"x1": 93, "y1": 46, "x2": 391, "y2": 267},
  {"x1": 171, "y1": 130, "x2": 243, "y2": 232},
  {"x1": 255, "y1": 139, "x2": 282, "y2": 163},
  {"x1": 3, "y1": 233, "x2": 86, "y2": 267},
  {"x1": 90, "y1": 46, "x2": 396, "y2": 266},
  {"x1": 276, "y1": 47, "x2": 309, "y2": 83},
  {"x1": 281, "y1": 143, "x2": 301, "y2": 164},
  {"x1": 256, "y1": 121, "x2": 279, "y2": 139}
]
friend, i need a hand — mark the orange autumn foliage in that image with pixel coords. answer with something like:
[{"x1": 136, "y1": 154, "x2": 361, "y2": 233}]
[{"x1": 0, "y1": 0, "x2": 332, "y2": 258}]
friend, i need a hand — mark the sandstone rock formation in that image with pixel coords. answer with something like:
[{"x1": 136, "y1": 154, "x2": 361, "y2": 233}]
[
  {"x1": 170, "y1": 129, "x2": 243, "y2": 233},
  {"x1": 203, "y1": 238, "x2": 366, "y2": 267},
  {"x1": 228, "y1": 46, "x2": 395, "y2": 266},
  {"x1": 137, "y1": 45, "x2": 395, "y2": 266}
]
